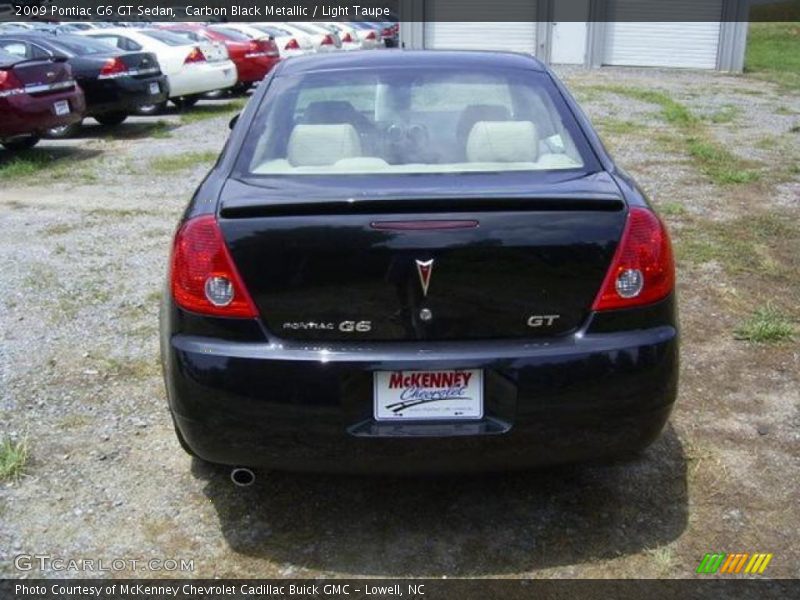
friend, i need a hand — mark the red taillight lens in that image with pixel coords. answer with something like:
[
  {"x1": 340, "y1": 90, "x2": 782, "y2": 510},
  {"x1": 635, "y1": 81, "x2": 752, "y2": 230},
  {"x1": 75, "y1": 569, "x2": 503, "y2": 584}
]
[
  {"x1": 342, "y1": 32, "x2": 353, "y2": 43},
  {"x1": 365, "y1": 31, "x2": 376, "y2": 40},
  {"x1": 321, "y1": 34, "x2": 335, "y2": 45},
  {"x1": 591, "y1": 207, "x2": 675, "y2": 311},
  {"x1": 184, "y1": 47, "x2": 206, "y2": 64},
  {"x1": 0, "y1": 69, "x2": 24, "y2": 97},
  {"x1": 285, "y1": 38, "x2": 300, "y2": 50},
  {"x1": 382, "y1": 27, "x2": 392, "y2": 37},
  {"x1": 98, "y1": 57, "x2": 127, "y2": 79},
  {"x1": 170, "y1": 216, "x2": 258, "y2": 318}
]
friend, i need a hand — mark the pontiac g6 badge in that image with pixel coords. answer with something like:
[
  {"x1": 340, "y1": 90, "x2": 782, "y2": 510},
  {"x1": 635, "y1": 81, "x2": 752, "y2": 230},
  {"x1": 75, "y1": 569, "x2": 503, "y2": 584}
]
[{"x1": 416, "y1": 259, "x2": 434, "y2": 297}]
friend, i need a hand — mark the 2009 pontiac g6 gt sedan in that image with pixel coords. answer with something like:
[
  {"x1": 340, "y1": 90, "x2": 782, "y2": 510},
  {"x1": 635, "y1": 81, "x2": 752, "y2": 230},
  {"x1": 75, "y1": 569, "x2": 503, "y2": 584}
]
[{"x1": 160, "y1": 51, "x2": 678, "y2": 474}]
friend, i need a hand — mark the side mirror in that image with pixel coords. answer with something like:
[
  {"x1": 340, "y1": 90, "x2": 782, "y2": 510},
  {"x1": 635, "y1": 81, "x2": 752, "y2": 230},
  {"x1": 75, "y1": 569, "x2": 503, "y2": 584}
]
[{"x1": 229, "y1": 114, "x2": 240, "y2": 130}]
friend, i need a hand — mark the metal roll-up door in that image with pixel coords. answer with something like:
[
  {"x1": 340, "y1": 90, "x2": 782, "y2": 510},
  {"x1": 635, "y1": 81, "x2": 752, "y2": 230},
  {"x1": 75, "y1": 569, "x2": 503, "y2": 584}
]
[
  {"x1": 423, "y1": 0, "x2": 538, "y2": 54},
  {"x1": 604, "y1": 0, "x2": 724, "y2": 69}
]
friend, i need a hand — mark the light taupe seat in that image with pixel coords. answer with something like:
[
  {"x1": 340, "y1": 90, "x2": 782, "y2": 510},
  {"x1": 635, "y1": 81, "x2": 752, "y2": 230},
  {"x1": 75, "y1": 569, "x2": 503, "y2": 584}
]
[
  {"x1": 466, "y1": 121, "x2": 539, "y2": 164},
  {"x1": 287, "y1": 123, "x2": 362, "y2": 167}
]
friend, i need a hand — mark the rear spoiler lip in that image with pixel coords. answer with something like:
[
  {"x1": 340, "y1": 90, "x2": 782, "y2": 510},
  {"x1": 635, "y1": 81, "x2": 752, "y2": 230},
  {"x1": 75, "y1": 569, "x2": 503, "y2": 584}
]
[{"x1": 219, "y1": 196, "x2": 625, "y2": 219}]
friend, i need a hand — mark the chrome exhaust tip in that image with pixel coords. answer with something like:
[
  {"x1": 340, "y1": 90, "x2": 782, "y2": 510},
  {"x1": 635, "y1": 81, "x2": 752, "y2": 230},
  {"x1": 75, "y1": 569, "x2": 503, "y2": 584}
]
[{"x1": 230, "y1": 467, "x2": 255, "y2": 487}]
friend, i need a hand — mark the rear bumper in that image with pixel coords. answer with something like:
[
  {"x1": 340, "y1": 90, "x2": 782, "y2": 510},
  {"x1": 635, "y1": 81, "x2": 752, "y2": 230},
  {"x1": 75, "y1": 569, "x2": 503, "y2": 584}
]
[
  {"x1": 0, "y1": 88, "x2": 85, "y2": 138},
  {"x1": 82, "y1": 74, "x2": 168, "y2": 116},
  {"x1": 168, "y1": 61, "x2": 237, "y2": 97},
  {"x1": 234, "y1": 56, "x2": 280, "y2": 84},
  {"x1": 164, "y1": 323, "x2": 678, "y2": 473}
]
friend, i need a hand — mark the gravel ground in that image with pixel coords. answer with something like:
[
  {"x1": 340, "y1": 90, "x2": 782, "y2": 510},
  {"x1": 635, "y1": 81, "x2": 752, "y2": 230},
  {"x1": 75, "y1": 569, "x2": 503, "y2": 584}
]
[{"x1": 1, "y1": 68, "x2": 799, "y2": 579}]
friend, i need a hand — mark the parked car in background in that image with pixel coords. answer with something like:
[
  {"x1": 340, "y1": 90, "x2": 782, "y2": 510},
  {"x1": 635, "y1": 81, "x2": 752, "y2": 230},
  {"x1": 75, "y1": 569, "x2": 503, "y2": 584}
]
[
  {"x1": 348, "y1": 22, "x2": 382, "y2": 49},
  {"x1": 0, "y1": 47, "x2": 85, "y2": 150},
  {"x1": 0, "y1": 33, "x2": 167, "y2": 136},
  {"x1": 157, "y1": 23, "x2": 280, "y2": 94},
  {"x1": 317, "y1": 22, "x2": 363, "y2": 51},
  {"x1": 283, "y1": 22, "x2": 341, "y2": 52},
  {"x1": 227, "y1": 23, "x2": 313, "y2": 59},
  {"x1": 79, "y1": 28, "x2": 236, "y2": 112}
]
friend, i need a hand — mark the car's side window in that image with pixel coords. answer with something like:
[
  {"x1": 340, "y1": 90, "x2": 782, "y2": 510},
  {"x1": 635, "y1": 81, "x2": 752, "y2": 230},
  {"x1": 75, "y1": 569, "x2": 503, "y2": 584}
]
[
  {"x1": 119, "y1": 37, "x2": 142, "y2": 51},
  {"x1": 90, "y1": 35, "x2": 121, "y2": 49},
  {"x1": 30, "y1": 43, "x2": 52, "y2": 58},
  {"x1": 0, "y1": 41, "x2": 28, "y2": 58}
]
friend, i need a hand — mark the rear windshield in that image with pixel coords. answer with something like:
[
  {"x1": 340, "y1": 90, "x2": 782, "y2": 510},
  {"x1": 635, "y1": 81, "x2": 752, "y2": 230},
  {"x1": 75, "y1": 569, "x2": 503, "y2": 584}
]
[
  {"x1": 208, "y1": 26, "x2": 252, "y2": 42},
  {"x1": 140, "y1": 30, "x2": 191, "y2": 47},
  {"x1": 237, "y1": 67, "x2": 593, "y2": 176},
  {"x1": 50, "y1": 36, "x2": 118, "y2": 56}
]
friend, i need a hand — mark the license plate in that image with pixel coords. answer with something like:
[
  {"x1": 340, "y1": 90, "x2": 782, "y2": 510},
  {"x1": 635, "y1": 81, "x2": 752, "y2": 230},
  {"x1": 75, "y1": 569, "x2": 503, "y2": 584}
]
[
  {"x1": 374, "y1": 369, "x2": 483, "y2": 421},
  {"x1": 149, "y1": 82, "x2": 160, "y2": 95},
  {"x1": 53, "y1": 100, "x2": 69, "y2": 116}
]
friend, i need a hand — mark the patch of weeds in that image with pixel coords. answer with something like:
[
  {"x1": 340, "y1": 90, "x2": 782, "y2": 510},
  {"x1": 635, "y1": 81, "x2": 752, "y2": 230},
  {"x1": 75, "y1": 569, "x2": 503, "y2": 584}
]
[
  {"x1": 706, "y1": 105, "x2": 740, "y2": 124},
  {"x1": 658, "y1": 202, "x2": 687, "y2": 217},
  {"x1": 734, "y1": 304, "x2": 795, "y2": 343},
  {"x1": 146, "y1": 289, "x2": 162, "y2": 303},
  {"x1": 101, "y1": 356, "x2": 160, "y2": 380},
  {"x1": 148, "y1": 121, "x2": 174, "y2": 139},
  {"x1": 43, "y1": 222, "x2": 78, "y2": 236},
  {"x1": 594, "y1": 117, "x2": 642, "y2": 136},
  {"x1": 0, "y1": 150, "x2": 54, "y2": 179},
  {"x1": 775, "y1": 106, "x2": 799, "y2": 116},
  {"x1": 150, "y1": 151, "x2": 218, "y2": 174},
  {"x1": 790, "y1": 124, "x2": 800, "y2": 134},
  {"x1": 685, "y1": 137, "x2": 760, "y2": 184},
  {"x1": 646, "y1": 546, "x2": 678, "y2": 576},
  {"x1": 0, "y1": 436, "x2": 29, "y2": 481},
  {"x1": 676, "y1": 213, "x2": 797, "y2": 276},
  {"x1": 87, "y1": 207, "x2": 152, "y2": 219},
  {"x1": 179, "y1": 99, "x2": 246, "y2": 125},
  {"x1": 590, "y1": 85, "x2": 696, "y2": 126}
]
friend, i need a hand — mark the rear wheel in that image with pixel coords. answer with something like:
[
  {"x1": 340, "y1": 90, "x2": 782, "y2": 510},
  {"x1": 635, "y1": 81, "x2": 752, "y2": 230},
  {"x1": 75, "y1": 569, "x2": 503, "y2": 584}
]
[
  {"x1": 46, "y1": 120, "x2": 82, "y2": 139},
  {"x1": 172, "y1": 95, "x2": 200, "y2": 110},
  {"x1": 231, "y1": 82, "x2": 252, "y2": 96},
  {"x1": 94, "y1": 112, "x2": 128, "y2": 126},
  {"x1": 1, "y1": 135, "x2": 40, "y2": 151},
  {"x1": 135, "y1": 101, "x2": 167, "y2": 116}
]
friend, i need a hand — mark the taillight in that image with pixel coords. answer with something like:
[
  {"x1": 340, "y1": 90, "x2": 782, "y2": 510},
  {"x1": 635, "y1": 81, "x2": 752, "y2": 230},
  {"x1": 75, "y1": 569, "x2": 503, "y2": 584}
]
[
  {"x1": 0, "y1": 69, "x2": 24, "y2": 97},
  {"x1": 285, "y1": 38, "x2": 300, "y2": 50},
  {"x1": 382, "y1": 27, "x2": 392, "y2": 37},
  {"x1": 170, "y1": 215, "x2": 257, "y2": 318},
  {"x1": 365, "y1": 31, "x2": 376, "y2": 40},
  {"x1": 184, "y1": 47, "x2": 206, "y2": 64},
  {"x1": 342, "y1": 32, "x2": 353, "y2": 43},
  {"x1": 97, "y1": 57, "x2": 128, "y2": 79},
  {"x1": 591, "y1": 207, "x2": 674, "y2": 311},
  {"x1": 321, "y1": 34, "x2": 335, "y2": 46}
]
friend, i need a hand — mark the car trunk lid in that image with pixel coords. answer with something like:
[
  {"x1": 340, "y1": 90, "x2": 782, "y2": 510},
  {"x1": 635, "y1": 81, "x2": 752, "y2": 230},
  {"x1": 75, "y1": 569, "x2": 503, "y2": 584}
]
[
  {"x1": 217, "y1": 173, "x2": 627, "y2": 342},
  {"x1": 2, "y1": 56, "x2": 74, "y2": 96}
]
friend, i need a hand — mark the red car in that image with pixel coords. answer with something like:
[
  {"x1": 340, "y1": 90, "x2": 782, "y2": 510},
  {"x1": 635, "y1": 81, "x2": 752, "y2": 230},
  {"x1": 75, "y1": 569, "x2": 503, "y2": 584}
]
[
  {"x1": 157, "y1": 24, "x2": 280, "y2": 94},
  {"x1": 0, "y1": 48, "x2": 85, "y2": 151}
]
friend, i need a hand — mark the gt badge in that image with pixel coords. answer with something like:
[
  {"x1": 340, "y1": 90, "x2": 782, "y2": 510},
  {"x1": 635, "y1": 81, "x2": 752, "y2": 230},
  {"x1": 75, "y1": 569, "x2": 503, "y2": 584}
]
[{"x1": 416, "y1": 259, "x2": 434, "y2": 297}]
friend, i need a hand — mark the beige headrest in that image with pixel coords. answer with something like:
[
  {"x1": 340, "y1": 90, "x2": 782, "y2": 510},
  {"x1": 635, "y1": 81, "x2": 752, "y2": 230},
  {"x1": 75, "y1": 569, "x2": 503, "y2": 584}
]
[
  {"x1": 466, "y1": 121, "x2": 539, "y2": 163},
  {"x1": 287, "y1": 123, "x2": 362, "y2": 167}
]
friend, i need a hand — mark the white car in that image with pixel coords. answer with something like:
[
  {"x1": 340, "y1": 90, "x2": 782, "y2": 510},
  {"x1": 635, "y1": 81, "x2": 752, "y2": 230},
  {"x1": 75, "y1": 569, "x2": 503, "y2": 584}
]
[
  {"x1": 283, "y1": 22, "x2": 341, "y2": 53},
  {"x1": 79, "y1": 28, "x2": 236, "y2": 109},
  {"x1": 225, "y1": 23, "x2": 313, "y2": 59},
  {"x1": 317, "y1": 22, "x2": 364, "y2": 51}
]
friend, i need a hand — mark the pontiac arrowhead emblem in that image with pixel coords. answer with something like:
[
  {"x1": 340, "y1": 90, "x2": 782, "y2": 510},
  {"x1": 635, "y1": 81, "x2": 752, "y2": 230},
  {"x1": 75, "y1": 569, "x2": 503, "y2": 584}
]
[{"x1": 415, "y1": 259, "x2": 434, "y2": 297}]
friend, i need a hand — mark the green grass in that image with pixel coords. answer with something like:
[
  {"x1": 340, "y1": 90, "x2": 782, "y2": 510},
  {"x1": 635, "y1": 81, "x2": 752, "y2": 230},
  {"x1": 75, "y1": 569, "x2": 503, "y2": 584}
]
[
  {"x1": 590, "y1": 86, "x2": 697, "y2": 126},
  {"x1": 658, "y1": 202, "x2": 688, "y2": 217},
  {"x1": 734, "y1": 305, "x2": 795, "y2": 343},
  {"x1": 745, "y1": 23, "x2": 800, "y2": 91},
  {"x1": 0, "y1": 151, "x2": 54, "y2": 179},
  {"x1": 706, "y1": 105, "x2": 740, "y2": 124},
  {"x1": 146, "y1": 120, "x2": 175, "y2": 139},
  {"x1": 685, "y1": 137, "x2": 761, "y2": 184},
  {"x1": 594, "y1": 117, "x2": 641, "y2": 136},
  {"x1": 0, "y1": 436, "x2": 29, "y2": 481},
  {"x1": 179, "y1": 99, "x2": 247, "y2": 125},
  {"x1": 150, "y1": 151, "x2": 218, "y2": 173}
]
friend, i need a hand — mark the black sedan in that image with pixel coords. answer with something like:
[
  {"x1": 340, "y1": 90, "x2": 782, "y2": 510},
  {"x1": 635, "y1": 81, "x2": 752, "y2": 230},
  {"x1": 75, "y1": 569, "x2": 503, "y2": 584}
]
[
  {"x1": 0, "y1": 33, "x2": 167, "y2": 136},
  {"x1": 160, "y1": 51, "x2": 678, "y2": 478}
]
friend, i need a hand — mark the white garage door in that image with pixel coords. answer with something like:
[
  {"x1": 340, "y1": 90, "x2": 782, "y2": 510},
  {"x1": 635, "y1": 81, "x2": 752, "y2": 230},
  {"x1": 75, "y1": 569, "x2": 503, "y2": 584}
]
[
  {"x1": 604, "y1": 0, "x2": 723, "y2": 69},
  {"x1": 424, "y1": 0, "x2": 538, "y2": 54}
]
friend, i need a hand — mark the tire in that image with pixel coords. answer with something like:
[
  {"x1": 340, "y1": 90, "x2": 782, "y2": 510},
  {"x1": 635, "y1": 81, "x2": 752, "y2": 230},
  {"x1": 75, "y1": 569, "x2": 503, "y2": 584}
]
[
  {"x1": 94, "y1": 112, "x2": 128, "y2": 126},
  {"x1": 45, "y1": 120, "x2": 82, "y2": 139},
  {"x1": 202, "y1": 89, "x2": 227, "y2": 100},
  {"x1": 172, "y1": 95, "x2": 200, "y2": 110},
  {"x1": 1, "y1": 135, "x2": 40, "y2": 151},
  {"x1": 135, "y1": 101, "x2": 167, "y2": 116},
  {"x1": 231, "y1": 83, "x2": 252, "y2": 96}
]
